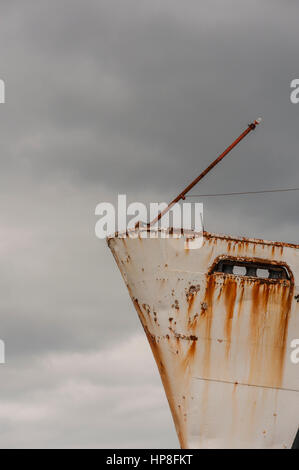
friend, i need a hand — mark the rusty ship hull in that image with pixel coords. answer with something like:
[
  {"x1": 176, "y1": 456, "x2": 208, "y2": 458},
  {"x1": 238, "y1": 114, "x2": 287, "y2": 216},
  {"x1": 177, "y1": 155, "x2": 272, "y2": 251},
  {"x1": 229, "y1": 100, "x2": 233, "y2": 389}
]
[{"x1": 108, "y1": 230, "x2": 299, "y2": 449}]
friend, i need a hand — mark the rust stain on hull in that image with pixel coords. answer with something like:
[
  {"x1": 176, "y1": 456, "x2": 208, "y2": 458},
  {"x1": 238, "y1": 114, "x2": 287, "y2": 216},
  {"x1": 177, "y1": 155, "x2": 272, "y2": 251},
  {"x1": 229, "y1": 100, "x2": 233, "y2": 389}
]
[
  {"x1": 108, "y1": 229, "x2": 299, "y2": 449},
  {"x1": 248, "y1": 281, "x2": 293, "y2": 387},
  {"x1": 199, "y1": 276, "x2": 216, "y2": 377},
  {"x1": 143, "y1": 327, "x2": 187, "y2": 449},
  {"x1": 182, "y1": 340, "x2": 197, "y2": 370},
  {"x1": 223, "y1": 278, "x2": 238, "y2": 359}
]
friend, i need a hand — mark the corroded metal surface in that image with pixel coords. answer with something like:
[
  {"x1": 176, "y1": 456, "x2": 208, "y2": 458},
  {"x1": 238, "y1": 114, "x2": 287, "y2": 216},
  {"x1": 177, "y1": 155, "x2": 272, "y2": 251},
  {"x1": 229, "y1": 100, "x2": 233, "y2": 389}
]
[{"x1": 108, "y1": 230, "x2": 299, "y2": 449}]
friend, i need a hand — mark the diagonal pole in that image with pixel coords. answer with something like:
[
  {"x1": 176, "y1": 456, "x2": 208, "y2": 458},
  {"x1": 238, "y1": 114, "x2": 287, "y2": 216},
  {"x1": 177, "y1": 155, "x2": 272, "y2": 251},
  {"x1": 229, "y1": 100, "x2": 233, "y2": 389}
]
[{"x1": 148, "y1": 118, "x2": 262, "y2": 227}]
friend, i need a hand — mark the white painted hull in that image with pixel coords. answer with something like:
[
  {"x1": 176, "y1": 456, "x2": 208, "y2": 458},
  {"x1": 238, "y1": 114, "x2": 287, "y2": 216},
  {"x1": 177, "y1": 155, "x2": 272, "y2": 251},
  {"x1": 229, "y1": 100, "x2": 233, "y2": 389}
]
[{"x1": 108, "y1": 230, "x2": 299, "y2": 448}]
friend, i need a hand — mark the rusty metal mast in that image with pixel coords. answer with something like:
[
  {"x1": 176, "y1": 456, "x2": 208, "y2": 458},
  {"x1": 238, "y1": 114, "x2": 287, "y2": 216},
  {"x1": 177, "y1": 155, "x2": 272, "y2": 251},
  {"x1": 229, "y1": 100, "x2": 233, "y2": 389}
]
[{"x1": 148, "y1": 118, "x2": 262, "y2": 227}]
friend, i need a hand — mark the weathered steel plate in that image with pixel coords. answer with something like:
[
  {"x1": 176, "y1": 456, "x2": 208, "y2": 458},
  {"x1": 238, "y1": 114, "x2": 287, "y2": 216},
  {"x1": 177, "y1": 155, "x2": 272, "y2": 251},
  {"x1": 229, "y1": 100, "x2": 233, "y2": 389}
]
[{"x1": 108, "y1": 230, "x2": 299, "y2": 449}]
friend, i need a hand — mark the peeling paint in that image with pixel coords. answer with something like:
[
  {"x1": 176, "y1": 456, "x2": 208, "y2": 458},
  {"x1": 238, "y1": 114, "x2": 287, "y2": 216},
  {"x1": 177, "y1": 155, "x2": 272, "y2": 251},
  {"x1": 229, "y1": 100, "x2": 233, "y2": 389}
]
[{"x1": 108, "y1": 229, "x2": 299, "y2": 449}]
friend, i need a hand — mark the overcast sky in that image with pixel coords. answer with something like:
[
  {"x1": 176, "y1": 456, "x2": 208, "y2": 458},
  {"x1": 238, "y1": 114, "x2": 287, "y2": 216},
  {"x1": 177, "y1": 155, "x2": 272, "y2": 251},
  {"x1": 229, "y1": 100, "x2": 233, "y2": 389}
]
[{"x1": 0, "y1": 0, "x2": 298, "y2": 448}]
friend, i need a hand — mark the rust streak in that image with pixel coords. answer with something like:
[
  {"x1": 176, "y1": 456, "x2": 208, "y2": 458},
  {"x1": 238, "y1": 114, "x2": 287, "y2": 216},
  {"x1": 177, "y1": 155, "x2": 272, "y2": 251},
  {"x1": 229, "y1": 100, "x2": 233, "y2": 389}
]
[
  {"x1": 248, "y1": 280, "x2": 293, "y2": 388},
  {"x1": 200, "y1": 275, "x2": 216, "y2": 377},
  {"x1": 186, "y1": 285, "x2": 200, "y2": 317},
  {"x1": 133, "y1": 299, "x2": 146, "y2": 325},
  {"x1": 143, "y1": 326, "x2": 187, "y2": 448},
  {"x1": 223, "y1": 278, "x2": 237, "y2": 359},
  {"x1": 182, "y1": 340, "x2": 197, "y2": 369}
]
